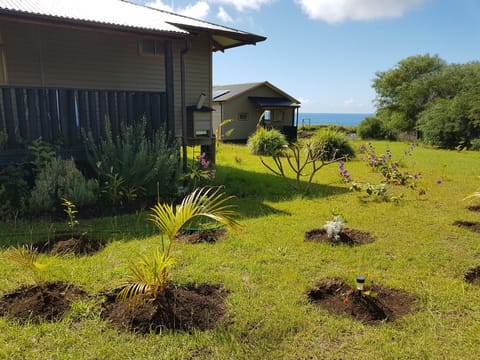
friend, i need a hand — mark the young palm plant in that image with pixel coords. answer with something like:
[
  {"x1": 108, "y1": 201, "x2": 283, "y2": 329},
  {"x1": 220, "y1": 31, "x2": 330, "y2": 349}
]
[
  {"x1": 118, "y1": 186, "x2": 240, "y2": 304},
  {"x1": 6, "y1": 245, "x2": 52, "y2": 286}
]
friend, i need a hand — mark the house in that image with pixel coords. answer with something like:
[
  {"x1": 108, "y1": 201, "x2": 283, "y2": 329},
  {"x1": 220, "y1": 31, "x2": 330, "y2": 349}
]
[
  {"x1": 212, "y1": 81, "x2": 301, "y2": 142},
  {"x1": 0, "y1": 0, "x2": 266, "y2": 165}
]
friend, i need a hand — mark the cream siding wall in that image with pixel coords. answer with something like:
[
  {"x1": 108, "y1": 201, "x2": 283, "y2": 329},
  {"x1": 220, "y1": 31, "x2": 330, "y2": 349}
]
[
  {"x1": 172, "y1": 34, "x2": 212, "y2": 138},
  {"x1": 0, "y1": 20, "x2": 166, "y2": 91},
  {"x1": 1, "y1": 20, "x2": 215, "y2": 139},
  {"x1": 215, "y1": 84, "x2": 296, "y2": 141}
]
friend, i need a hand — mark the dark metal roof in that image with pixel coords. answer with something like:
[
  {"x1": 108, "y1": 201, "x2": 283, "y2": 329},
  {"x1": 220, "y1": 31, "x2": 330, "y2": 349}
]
[
  {"x1": 0, "y1": 0, "x2": 266, "y2": 50},
  {"x1": 249, "y1": 96, "x2": 300, "y2": 108}
]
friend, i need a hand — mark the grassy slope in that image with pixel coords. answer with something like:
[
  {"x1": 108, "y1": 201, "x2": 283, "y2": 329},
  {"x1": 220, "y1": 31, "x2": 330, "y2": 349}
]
[{"x1": 1, "y1": 140, "x2": 479, "y2": 359}]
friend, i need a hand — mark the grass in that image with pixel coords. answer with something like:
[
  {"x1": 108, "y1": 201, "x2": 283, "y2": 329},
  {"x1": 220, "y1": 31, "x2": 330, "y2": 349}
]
[{"x1": 1, "y1": 140, "x2": 480, "y2": 359}]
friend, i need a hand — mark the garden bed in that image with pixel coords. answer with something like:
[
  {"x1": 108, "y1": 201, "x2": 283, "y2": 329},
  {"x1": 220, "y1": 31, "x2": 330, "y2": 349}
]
[
  {"x1": 464, "y1": 265, "x2": 480, "y2": 286},
  {"x1": 0, "y1": 282, "x2": 88, "y2": 323},
  {"x1": 101, "y1": 283, "x2": 228, "y2": 334},
  {"x1": 453, "y1": 221, "x2": 480, "y2": 233},
  {"x1": 304, "y1": 228, "x2": 375, "y2": 246},
  {"x1": 307, "y1": 279, "x2": 418, "y2": 324},
  {"x1": 33, "y1": 235, "x2": 105, "y2": 255},
  {"x1": 176, "y1": 228, "x2": 227, "y2": 244}
]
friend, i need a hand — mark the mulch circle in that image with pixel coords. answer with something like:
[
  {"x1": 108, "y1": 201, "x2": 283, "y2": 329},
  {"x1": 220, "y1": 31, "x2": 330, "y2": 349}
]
[
  {"x1": 176, "y1": 228, "x2": 227, "y2": 244},
  {"x1": 307, "y1": 279, "x2": 418, "y2": 325},
  {"x1": 33, "y1": 235, "x2": 105, "y2": 255},
  {"x1": 0, "y1": 281, "x2": 88, "y2": 323},
  {"x1": 101, "y1": 283, "x2": 229, "y2": 334},
  {"x1": 464, "y1": 265, "x2": 480, "y2": 286},
  {"x1": 304, "y1": 228, "x2": 375, "y2": 246},
  {"x1": 453, "y1": 220, "x2": 480, "y2": 233}
]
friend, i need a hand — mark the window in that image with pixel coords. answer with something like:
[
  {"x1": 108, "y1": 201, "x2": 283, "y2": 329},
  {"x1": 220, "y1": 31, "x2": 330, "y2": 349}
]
[
  {"x1": 238, "y1": 112, "x2": 248, "y2": 121},
  {"x1": 139, "y1": 39, "x2": 164, "y2": 57}
]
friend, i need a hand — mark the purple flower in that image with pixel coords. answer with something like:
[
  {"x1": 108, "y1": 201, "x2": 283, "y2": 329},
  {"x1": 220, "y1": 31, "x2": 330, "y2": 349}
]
[{"x1": 436, "y1": 180, "x2": 442, "y2": 185}]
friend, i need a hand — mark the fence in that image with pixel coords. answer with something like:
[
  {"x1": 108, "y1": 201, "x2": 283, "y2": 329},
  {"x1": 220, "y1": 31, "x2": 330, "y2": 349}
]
[{"x1": 0, "y1": 86, "x2": 167, "y2": 162}]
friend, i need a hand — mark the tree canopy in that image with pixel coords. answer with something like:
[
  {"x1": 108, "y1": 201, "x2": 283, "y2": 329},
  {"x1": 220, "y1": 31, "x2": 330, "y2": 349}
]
[{"x1": 366, "y1": 54, "x2": 480, "y2": 148}]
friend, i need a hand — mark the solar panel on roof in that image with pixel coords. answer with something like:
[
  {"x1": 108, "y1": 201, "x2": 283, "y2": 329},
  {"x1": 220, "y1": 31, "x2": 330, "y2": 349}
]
[{"x1": 213, "y1": 89, "x2": 230, "y2": 99}]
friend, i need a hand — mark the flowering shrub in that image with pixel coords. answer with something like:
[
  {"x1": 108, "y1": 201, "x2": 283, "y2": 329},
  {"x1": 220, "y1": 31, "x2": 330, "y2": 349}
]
[
  {"x1": 324, "y1": 215, "x2": 346, "y2": 240},
  {"x1": 182, "y1": 152, "x2": 216, "y2": 191},
  {"x1": 339, "y1": 142, "x2": 422, "y2": 202},
  {"x1": 359, "y1": 142, "x2": 418, "y2": 188}
]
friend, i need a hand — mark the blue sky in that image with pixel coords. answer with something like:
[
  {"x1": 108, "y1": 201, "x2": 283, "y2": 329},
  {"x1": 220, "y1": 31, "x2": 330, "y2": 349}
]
[{"x1": 136, "y1": 0, "x2": 480, "y2": 113}]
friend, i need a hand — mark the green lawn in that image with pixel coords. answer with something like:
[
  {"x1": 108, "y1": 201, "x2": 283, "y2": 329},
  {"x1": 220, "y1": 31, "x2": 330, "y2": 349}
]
[{"x1": 1, "y1": 140, "x2": 480, "y2": 359}]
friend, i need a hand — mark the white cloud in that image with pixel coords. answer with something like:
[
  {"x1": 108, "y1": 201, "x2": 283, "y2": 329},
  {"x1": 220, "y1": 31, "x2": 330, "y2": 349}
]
[
  {"x1": 145, "y1": 0, "x2": 173, "y2": 12},
  {"x1": 295, "y1": 0, "x2": 426, "y2": 24},
  {"x1": 146, "y1": 0, "x2": 210, "y2": 19},
  {"x1": 180, "y1": 1, "x2": 210, "y2": 18},
  {"x1": 210, "y1": 0, "x2": 275, "y2": 12},
  {"x1": 217, "y1": 6, "x2": 233, "y2": 22}
]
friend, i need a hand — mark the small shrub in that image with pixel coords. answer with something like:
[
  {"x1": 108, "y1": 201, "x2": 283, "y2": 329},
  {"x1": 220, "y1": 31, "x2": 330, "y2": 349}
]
[
  {"x1": 357, "y1": 117, "x2": 388, "y2": 140},
  {"x1": 470, "y1": 138, "x2": 480, "y2": 151},
  {"x1": 84, "y1": 120, "x2": 180, "y2": 203},
  {"x1": 247, "y1": 128, "x2": 287, "y2": 156},
  {"x1": 324, "y1": 215, "x2": 346, "y2": 240},
  {"x1": 0, "y1": 163, "x2": 30, "y2": 220},
  {"x1": 309, "y1": 129, "x2": 355, "y2": 161},
  {"x1": 30, "y1": 158, "x2": 98, "y2": 215}
]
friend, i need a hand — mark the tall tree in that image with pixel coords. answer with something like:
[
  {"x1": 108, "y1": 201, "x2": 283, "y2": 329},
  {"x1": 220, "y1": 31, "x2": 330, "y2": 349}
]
[{"x1": 372, "y1": 54, "x2": 446, "y2": 133}]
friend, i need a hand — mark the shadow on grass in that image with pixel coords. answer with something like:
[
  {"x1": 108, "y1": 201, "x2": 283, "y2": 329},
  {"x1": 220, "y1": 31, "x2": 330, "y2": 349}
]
[
  {"x1": 0, "y1": 165, "x2": 349, "y2": 247},
  {"x1": 214, "y1": 164, "x2": 349, "y2": 201}
]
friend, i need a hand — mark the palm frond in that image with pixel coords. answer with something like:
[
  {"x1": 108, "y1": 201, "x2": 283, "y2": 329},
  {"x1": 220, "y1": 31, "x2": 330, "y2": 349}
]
[
  {"x1": 149, "y1": 186, "x2": 240, "y2": 247},
  {"x1": 6, "y1": 245, "x2": 48, "y2": 271},
  {"x1": 464, "y1": 191, "x2": 480, "y2": 201},
  {"x1": 117, "y1": 248, "x2": 174, "y2": 303}
]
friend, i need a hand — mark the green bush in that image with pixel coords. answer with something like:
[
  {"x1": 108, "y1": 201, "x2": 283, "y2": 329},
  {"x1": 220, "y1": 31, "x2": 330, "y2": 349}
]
[
  {"x1": 29, "y1": 158, "x2": 98, "y2": 215},
  {"x1": 309, "y1": 129, "x2": 355, "y2": 161},
  {"x1": 84, "y1": 120, "x2": 180, "y2": 202},
  {"x1": 247, "y1": 128, "x2": 287, "y2": 156},
  {"x1": 357, "y1": 117, "x2": 388, "y2": 140},
  {"x1": 0, "y1": 164, "x2": 30, "y2": 220},
  {"x1": 470, "y1": 138, "x2": 480, "y2": 151}
]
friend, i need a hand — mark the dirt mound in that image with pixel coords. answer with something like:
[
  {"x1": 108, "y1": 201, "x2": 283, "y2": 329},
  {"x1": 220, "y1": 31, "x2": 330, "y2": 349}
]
[
  {"x1": 176, "y1": 228, "x2": 227, "y2": 244},
  {"x1": 0, "y1": 282, "x2": 88, "y2": 323},
  {"x1": 464, "y1": 265, "x2": 480, "y2": 286},
  {"x1": 304, "y1": 228, "x2": 375, "y2": 246},
  {"x1": 307, "y1": 279, "x2": 418, "y2": 324},
  {"x1": 34, "y1": 235, "x2": 105, "y2": 255},
  {"x1": 453, "y1": 220, "x2": 480, "y2": 233},
  {"x1": 101, "y1": 283, "x2": 228, "y2": 334}
]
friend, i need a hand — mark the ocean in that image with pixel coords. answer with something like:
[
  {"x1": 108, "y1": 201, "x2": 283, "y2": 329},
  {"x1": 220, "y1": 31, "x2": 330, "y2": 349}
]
[{"x1": 297, "y1": 113, "x2": 374, "y2": 127}]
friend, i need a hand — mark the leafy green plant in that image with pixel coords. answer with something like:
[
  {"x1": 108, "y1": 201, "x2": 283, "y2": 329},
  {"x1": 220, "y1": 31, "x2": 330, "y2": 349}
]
[
  {"x1": 27, "y1": 137, "x2": 58, "y2": 175},
  {"x1": 29, "y1": 158, "x2": 98, "y2": 215},
  {"x1": 309, "y1": 129, "x2": 355, "y2": 161},
  {"x1": 247, "y1": 127, "x2": 287, "y2": 156},
  {"x1": 84, "y1": 120, "x2": 179, "y2": 202},
  {"x1": 357, "y1": 117, "x2": 389, "y2": 140},
  {"x1": 61, "y1": 198, "x2": 79, "y2": 238},
  {"x1": 0, "y1": 163, "x2": 30, "y2": 220},
  {"x1": 181, "y1": 152, "x2": 216, "y2": 192},
  {"x1": 118, "y1": 186, "x2": 239, "y2": 304},
  {"x1": 215, "y1": 118, "x2": 234, "y2": 148}
]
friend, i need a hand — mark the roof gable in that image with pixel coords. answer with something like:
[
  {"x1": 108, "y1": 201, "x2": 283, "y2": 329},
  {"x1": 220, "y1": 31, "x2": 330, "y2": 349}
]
[
  {"x1": 0, "y1": 0, "x2": 266, "y2": 50},
  {"x1": 213, "y1": 81, "x2": 301, "y2": 105}
]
